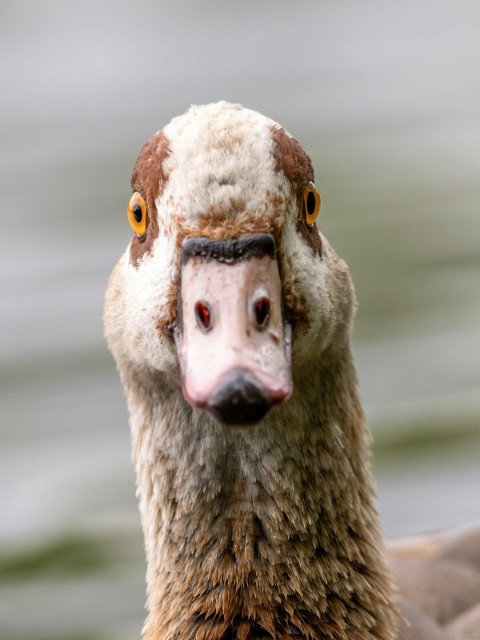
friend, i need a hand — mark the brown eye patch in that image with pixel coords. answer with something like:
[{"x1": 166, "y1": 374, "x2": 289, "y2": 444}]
[
  {"x1": 269, "y1": 125, "x2": 322, "y2": 258},
  {"x1": 129, "y1": 130, "x2": 171, "y2": 267}
]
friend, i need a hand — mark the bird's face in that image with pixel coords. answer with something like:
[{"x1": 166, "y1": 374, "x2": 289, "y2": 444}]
[{"x1": 106, "y1": 102, "x2": 351, "y2": 427}]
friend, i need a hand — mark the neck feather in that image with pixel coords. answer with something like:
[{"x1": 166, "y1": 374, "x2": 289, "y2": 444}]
[{"x1": 122, "y1": 345, "x2": 397, "y2": 640}]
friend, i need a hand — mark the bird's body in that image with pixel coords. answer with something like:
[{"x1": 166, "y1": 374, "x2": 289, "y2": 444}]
[{"x1": 104, "y1": 102, "x2": 480, "y2": 639}]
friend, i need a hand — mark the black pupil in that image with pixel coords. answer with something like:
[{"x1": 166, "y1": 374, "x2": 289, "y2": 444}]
[
  {"x1": 306, "y1": 190, "x2": 316, "y2": 215},
  {"x1": 133, "y1": 203, "x2": 143, "y2": 223}
]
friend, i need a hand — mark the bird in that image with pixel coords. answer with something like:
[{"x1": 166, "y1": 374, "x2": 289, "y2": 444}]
[{"x1": 104, "y1": 102, "x2": 480, "y2": 640}]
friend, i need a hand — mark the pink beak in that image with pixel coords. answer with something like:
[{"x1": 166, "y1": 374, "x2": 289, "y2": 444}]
[{"x1": 174, "y1": 234, "x2": 292, "y2": 426}]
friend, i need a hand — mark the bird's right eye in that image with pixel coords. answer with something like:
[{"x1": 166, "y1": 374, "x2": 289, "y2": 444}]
[{"x1": 127, "y1": 192, "x2": 147, "y2": 237}]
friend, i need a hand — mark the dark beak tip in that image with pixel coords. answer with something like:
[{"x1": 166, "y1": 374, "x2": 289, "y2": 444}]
[{"x1": 207, "y1": 368, "x2": 273, "y2": 427}]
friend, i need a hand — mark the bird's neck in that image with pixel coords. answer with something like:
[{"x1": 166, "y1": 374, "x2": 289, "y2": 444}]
[{"x1": 123, "y1": 348, "x2": 397, "y2": 640}]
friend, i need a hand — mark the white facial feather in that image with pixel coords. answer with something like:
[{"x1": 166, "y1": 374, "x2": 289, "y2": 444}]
[{"x1": 159, "y1": 102, "x2": 289, "y2": 228}]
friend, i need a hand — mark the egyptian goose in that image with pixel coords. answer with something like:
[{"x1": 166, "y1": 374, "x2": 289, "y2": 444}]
[{"x1": 104, "y1": 102, "x2": 480, "y2": 639}]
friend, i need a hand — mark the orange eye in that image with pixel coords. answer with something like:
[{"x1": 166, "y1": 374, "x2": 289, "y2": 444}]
[
  {"x1": 303, "y1": 182, "x2": 321, "y2": 226},
  {"x1": 127, "y1": 192, "x2": 147, "y2": 237}
]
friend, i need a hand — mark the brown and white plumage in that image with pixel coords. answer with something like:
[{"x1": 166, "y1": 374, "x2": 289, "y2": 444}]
[{"x1": 104, "y1": 102, "x2": 480, "y2": 639}]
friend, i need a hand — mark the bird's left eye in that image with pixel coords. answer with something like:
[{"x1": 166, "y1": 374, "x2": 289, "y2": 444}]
[
  {"x1": 303, "y1": 182, "x2": 321, "y2": 226},
  {"x1": 127, "y1": 192, "x2": 147, "y2": 237}
]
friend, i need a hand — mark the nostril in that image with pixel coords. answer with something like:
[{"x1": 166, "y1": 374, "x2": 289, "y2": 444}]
[
  {"x1": 195, "y1": 301, "x2": 212, "y2": 331},
  {"x1": 208, "y1": 368, "x2": 271, "y2": 426},
  {"x1": 254, "y1": 297, "x2": 270, "y2": 329}
]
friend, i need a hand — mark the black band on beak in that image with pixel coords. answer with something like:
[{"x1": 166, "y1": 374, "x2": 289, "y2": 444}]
[{"x1": 181, "y1": 233, "x2": 276, "y2": 265}]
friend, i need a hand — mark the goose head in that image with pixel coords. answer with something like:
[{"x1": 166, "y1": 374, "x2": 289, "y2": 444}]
[
  {"x1": 104, "y1": 102, "x2": 397, "y2": 640},
  {"x1": 105, "y1": 101, "x2": 353, "y2": 429}
]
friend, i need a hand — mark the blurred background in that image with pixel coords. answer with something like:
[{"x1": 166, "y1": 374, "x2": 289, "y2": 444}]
[{"x1": 1, "y1": 1, "x2": 479, "y2": 638}]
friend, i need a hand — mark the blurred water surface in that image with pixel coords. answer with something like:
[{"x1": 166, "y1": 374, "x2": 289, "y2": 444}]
[{"x1": 1, "y1": 1, "x2": 479, "y2": 638}]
